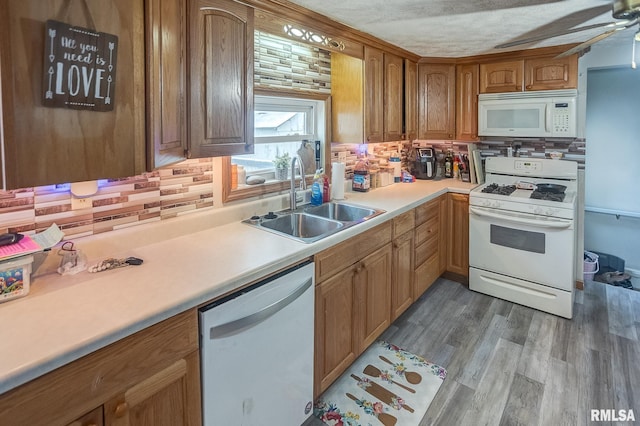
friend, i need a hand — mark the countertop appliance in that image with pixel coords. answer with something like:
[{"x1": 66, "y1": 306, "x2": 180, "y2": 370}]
[
  {"x1": 469, "y1": 157, "x2": 578, "y2": 318},
  {"x1": 199, "y1": 261, "x2": 314, "y2": 426},
  {"x1": 412, "y1": 147, "x2": 437, "y2": 180},
  {"x1": 478, "y1": 89, "x2": 577, "y2": 138}
]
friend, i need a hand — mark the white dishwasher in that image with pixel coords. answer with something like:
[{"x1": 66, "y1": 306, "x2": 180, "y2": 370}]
[{"x1": 199, "y1": 260, "x2": 314, "y2": 426}]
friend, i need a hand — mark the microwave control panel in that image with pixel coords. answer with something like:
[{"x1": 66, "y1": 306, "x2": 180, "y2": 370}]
[{"x1": 552, "y1": 102, "x2": 571, "y2": 134}]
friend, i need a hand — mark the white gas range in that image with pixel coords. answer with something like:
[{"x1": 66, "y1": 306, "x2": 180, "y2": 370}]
[{"x1": 469, "y1": 157, "x2": 578, "y2": 319}]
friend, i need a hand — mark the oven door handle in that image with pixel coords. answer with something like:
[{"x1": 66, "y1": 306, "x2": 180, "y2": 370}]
[{"x1": 470, "y1": 206, "x2": 572, "y2": 229}]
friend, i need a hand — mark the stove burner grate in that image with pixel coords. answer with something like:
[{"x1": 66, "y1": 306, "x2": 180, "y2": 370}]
[
  {"x1": 481, "y1": 183, "x2": 516, "y2": 196},
  {"x1": 530, "y1": 191, "x2": 566, "y2": 202}
]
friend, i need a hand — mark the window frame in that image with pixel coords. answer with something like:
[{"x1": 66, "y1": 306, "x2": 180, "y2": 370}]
[{"x1": 222, "y1": 89, "x2": 331, "y2": 203}]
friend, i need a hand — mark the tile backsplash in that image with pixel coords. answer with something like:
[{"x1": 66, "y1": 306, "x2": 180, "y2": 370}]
[{"x1": 0, "y1": 158, "x2": 214, "y2": 239}]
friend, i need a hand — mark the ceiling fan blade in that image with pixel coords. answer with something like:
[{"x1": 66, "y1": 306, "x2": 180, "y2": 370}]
[
  {"x1": 554, "y1": 17, "x2": 640, "y2": 58},
  {"x1": 495, "y1": 22, "x2": 619, "y2": 49}
]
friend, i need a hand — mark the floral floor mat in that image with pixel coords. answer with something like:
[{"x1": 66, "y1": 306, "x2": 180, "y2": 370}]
[{"x1": 314, "y1": 341, "x2": 446, "y2": 426}]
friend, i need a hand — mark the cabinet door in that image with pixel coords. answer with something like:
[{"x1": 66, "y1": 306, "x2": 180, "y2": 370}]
[
  {"x1": 146, "y1": 0, "x2": 188, "y2": 169},
  {"x1": 383, "y1": 52, "x2": 403, "y2": 142},
  {"x1": 104, "y1": 351, "x2": 201, "y2": 426},
  {"x1": 439, "y1": 195, "x2": 448, "y2": 275},
  {"x1": 456, "y1": 64, "x2": 479, "y2": 141},
  {"x1": 189, "y1": 0, "x2": 254, "y2": 157},
  {"x1": 524, "y1": 56, "x2": 578, "y2": 91},
  {"x1": 330, "y1": 53, "x2": 364, "y2": 143},
  {"x1": 479, "y1": 60, "x2": 523, "y2": 93},
  {"x1": 418, "y1": 63, "x2": 455, "y2": 140},
  {"x1": 392, "y1": 231, "x2": 414, "y2": 321},
  {"x1": 315, "y1": 267, "x2": 357, "y2": 396},
  {"x1": 447, "y1": 193, "x2": 469, "y2": 277},
  {"x1": 354, "y1": 244, "x2": 392, "y2": 352},
  {"x1": 404, "y1": 59, "x2": 418, "y2": 140},
  {"x1": 364, "y1": 46, "x2": 384, "y2": 143},
  {"x1": 0, "y1": 0, "x2": 146, "y2": 188}
]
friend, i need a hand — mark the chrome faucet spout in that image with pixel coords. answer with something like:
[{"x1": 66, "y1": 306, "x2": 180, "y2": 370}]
[{"x1": 290, "y1": 156, "x2": 305, "y2": 210}]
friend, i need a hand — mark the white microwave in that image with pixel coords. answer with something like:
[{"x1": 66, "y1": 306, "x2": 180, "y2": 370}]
[{"x1": 478, "y1": 89, "x2": 578, "y2": 138}]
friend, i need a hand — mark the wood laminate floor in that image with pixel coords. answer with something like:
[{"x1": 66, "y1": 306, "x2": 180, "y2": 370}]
[{"x1": 304, "y1": 278, "x2": 640, "y2": 426}]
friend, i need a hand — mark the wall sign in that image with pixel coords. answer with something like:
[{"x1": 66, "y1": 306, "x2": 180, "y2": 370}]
[{"x1": 42, "y1": 20, "x2": 118, "y2": 111}]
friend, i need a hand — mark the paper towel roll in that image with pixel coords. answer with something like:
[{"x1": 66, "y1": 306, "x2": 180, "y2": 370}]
[{"x1": 331, "y1": 162, "x2": 346, "y2": 200}]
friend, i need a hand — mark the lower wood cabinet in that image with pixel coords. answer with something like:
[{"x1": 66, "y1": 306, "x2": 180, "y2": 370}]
[
  {"x1": 0, "y1": 310, "x2": 201, "y2": 426},
  {"x1": 314, "y1": 222, "x2": 392, "y2": 396},
  {"x1": 447, "y1": 193, "x2": 470, "y2": 279}
]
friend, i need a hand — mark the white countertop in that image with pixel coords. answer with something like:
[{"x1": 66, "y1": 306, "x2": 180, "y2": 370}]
[{"x1": 0, "y1": 179, "x2": 475, "y2": 395}]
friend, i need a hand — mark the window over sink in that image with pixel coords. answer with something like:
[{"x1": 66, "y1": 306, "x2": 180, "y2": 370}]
[{"x1": 222, "y1": 91, "x2": 328, "y2": 203}]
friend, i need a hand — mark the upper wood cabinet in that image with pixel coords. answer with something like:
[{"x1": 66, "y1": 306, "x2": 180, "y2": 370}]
[
  {"x1": 479, "y1": 60, "x2": 523, "y2": 93},
  {"x1": 189, "y1": 0, "x2": 254, "y2": 157},
  {"x1": 332, "y1": 48, "x2": 410, "y2": 143},
  {"x1": 364, "y1": 47, "x2": 384, "y2": 143},
  {"x1": 524, "y1": 56, "x2": 578, "y2": 91},
  {"x1": 146, "y1": 0, "x2": 188, "y2": 169},
  {"x1": 383, "y1": 52, "x2": 403, "y2": 142},
  {"x1": 456, "y1": 64, "x2": 479, "y2": 141},
  {"x1": 0, "y1": 0, "x2": 146, "y2": 189},
  {"x1": 418, "y1": 63, "x2": 456, "y2": 140},
  {"x1": 480, "y1": 55, "x2": 578, "y2": 93},
  {"x1": 404, "y1": 59, "x2": 418, "y2": 141}
]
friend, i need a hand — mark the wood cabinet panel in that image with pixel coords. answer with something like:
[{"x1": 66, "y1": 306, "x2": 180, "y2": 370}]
[
  {"x1": 392, "y1": 230, "x2": 414, "y2": 321},
  {"x1": 146, "y1": 0, "x2": 188, "y2": 169},
  {"x1": 0, "y1": 0, "x2": 146, "y2": 188},
  {"x1": 439, "y1": 194, "x2": 448, "y2": 274},
  {"x1": 189, "y1": 0, "x2": 254, "y2": 157},
  {"x1": 383, "y1": 52, "x2": 403, "y2": 141},
  {"x1": 0, "y1": 310, "x2": 199, "y2": 426},
  {"x1": 330, "y1": 52, "x2": 364, "y2": 143},
  {"x1": 393, "y1": 210, "x2": 415, "y2": 237},
  {"x1": 524, "y1": 56, "x2": 578, "y2": 90},
  {"x1": 415, "y1": 215, "x2": 439, "y2": 248},
  {"x1": 67, "y1": 407, "x2": 104, "y2": 426},
  {"x1": 355, "y1": 244, "x2": 392, "y2": 352},
  {"x1": 315, "y1": 264, "x2": 358, "y2": 396},
  {"x1": 456, "y1": 64, "x2": 479, "y2": 141},
  {"x1": 479, "y1": 60, "x2": 523, "y2": 93},
  {"x1": 104, "y1": 352, "x2": 201, "y2": 426},
  {"x1": 447, "y1": 193, "x2": 469, "y2": 278},
  {"x1": 415, "y1": 197, "x2": 440, "y2": 225},
  {"x1": 315, "y1": 221, "x2": 392, "y2": 282},
  {"x1": 364, "y1": 46, "x2": 384, "y2": 143},
  {"x1": 414, "y1": 252, "x2": 439, "y2": 297},
  {"x1": 418, "y1": 63, "x2": 455, "y2": 140},
  {"x1": 415, "y1": 232, "x2": 438, "y2": 268},
  {"x1": 404, "y1": 59, "x2": 418, "y2": 140}
]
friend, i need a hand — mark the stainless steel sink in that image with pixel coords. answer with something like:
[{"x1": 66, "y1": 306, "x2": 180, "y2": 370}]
[
  {"x1": 259, "y1": 213, "x2": 344, "y2": 242},
  {"x1": 243, "y1": 202, "x2": 385, "y2": 243},
  {"x1": 303, "y1": 202, "x2": 380, "y2": 222}
]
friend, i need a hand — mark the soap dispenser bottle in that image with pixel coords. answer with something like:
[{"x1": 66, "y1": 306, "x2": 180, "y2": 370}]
[{"x1": 311, "y1": 169, "x2": 323, "y2": 206}]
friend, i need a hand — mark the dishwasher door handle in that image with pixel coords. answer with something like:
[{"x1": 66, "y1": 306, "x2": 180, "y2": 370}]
[{"x1": 209, "y1": 277, "x2": 313, "y2": 339}]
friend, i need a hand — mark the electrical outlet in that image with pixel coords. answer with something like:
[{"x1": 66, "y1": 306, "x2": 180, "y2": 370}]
[{"x1": 71, "y1": 196, "x2": 93, "y2": 210}]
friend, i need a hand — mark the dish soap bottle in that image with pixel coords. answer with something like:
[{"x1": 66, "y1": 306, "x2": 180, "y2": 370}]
[{"x1": 311, "y1": 169, "x2": 323, "y2": 206}]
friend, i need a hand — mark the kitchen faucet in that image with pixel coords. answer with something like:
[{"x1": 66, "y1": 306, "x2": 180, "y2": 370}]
[{"x1": 290, "y1": 156, "x2": 306, "y2": 210}]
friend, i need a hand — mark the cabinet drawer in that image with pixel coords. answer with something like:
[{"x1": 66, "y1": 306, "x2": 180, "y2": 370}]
[
  {"x1": 415, "y1": 198, "x2": 440, "y2": 225},
  {"x1": 414, "y1": 252, "x2": 440, "y2": 297},
  {"x1": 415, "y1": 215, "x2": 439, "y2": 246},
  {"x1": 415, "y1": 233, "x2": 438, "y2": 267},
  {"x1": 393, "y1": 210, "x2": 415, "y2": 237},
  {"x1": 315, "y1": 221, "x2": 392, "y2": 282}
]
